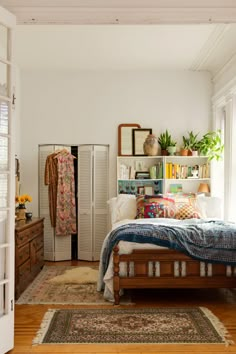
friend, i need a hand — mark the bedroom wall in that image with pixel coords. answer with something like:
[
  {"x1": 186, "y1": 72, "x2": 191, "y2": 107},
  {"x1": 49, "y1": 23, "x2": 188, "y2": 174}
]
[{"x1": 19, "y1": 69, "x2": 212, "y2": 216}]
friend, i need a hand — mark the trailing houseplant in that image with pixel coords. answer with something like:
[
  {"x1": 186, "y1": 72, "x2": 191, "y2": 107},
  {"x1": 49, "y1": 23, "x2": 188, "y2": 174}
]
[{"x1": 197, "y1": 129, "x2": 224, "y2": 161}]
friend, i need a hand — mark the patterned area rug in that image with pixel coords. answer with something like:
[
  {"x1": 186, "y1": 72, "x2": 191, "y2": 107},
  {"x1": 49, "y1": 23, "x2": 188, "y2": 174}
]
[
  {"x1": 33, "y1": 307, "x2": 233, "y2": 345},
  {"x1": 16, "y1": 265, "x2": 127, "y2": 305}
]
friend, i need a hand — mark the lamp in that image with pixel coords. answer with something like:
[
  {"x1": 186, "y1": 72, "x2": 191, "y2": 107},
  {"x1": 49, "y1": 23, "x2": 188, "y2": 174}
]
[{"x1": 197, "y1": 183, "x2": 210, "y2": 194}]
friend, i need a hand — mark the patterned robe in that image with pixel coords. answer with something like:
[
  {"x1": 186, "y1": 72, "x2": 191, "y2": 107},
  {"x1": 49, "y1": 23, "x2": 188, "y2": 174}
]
[{"x1": 54, "y1": 151, "x2": 77, "y2": 236}]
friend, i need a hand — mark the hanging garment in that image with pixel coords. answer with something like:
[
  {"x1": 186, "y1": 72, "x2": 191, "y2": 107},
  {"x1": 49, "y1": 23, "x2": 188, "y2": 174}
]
[
  {"x1": 55, "y1": 150, "x2": 77, "y2": 236},
  {"x1": 44, "y1": 152, "x2": 58, "y2": 227}
]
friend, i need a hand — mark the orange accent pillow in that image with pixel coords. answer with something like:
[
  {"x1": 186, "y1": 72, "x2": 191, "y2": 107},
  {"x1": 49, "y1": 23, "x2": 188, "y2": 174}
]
[{"x1": 175, "y1": 204, "x2": 201, "y2": 220}]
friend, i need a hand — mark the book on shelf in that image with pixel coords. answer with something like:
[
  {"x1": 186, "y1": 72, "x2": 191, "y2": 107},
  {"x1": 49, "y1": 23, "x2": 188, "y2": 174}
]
[
  {"x1": 169, "y1": 184, "x2": 183, "y2": 193},
  {"x1": 165, "y1": 162, "x2": 210, "y2": 179}
]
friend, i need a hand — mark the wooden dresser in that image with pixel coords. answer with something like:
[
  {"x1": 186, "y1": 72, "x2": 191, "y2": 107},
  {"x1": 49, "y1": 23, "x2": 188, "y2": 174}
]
[{"x1": 15, "y1": 217, "x2": 44, "y2": 299}]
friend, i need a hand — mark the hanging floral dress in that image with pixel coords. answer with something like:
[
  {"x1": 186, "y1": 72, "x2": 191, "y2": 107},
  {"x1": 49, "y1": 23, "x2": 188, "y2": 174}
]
[{"x1": 55, "y1": 151, "x2": 77, "y2": 236}]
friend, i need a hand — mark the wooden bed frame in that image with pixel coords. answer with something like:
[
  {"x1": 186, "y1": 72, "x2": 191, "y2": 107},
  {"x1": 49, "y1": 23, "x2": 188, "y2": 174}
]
[{"x1": 113, "y1": 245, "x2": 236, "y2": 305}]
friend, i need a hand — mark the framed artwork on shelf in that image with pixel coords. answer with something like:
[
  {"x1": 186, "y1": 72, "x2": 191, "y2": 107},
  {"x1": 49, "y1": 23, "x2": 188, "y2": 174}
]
[
  {"x1": 132, "y1": 128, "x2": 152, "y2": 156},
  {"x1": 144, "y1": 185, "x2": 154, "y2": 195},
  {"x1": 137, "y1": 186, "x2": 145, "y2": 195},
  {"x1": 118, "y1": 123, "x2": 141, "y2": 156},
  {"x1": 135, "y1": 171, "x2": 150, "y2": 179}
]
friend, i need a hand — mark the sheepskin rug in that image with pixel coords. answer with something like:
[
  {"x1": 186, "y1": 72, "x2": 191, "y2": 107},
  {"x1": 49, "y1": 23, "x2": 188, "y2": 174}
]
[{"x1": 48, "y1": 267, "x2": 99, "y2": 284}]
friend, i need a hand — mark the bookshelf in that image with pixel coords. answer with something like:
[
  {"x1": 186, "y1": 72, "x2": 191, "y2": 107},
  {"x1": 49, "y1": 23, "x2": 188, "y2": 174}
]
[{"x1": 117, "y1": 155, "x2": 210, "y2": 195}]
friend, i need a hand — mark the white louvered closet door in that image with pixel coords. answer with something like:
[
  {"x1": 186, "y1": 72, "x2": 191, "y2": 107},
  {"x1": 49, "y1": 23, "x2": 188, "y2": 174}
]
[
  {"x1": 78, "y1": 145, "x2": 109, "y2": 261},
  {"x1": 77, "y1": 145, "x2": 93, "y2": 260},
  {"x1": 39, "y1": 144, "x2": 72, "y2": 261},
  {"x1": 93, "y1": 146, "x2": 109, "y2": 260}
]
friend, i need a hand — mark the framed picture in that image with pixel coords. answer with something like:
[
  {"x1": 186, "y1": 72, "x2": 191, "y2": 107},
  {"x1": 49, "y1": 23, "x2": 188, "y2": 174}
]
[
  {"x1": 137, "y1": 186, "x2": 145, "y2": 195},
  {"x1": 118, "y1": 123, "x2": 141, "y2": 156},
  {"x1": 135, "y1": 171, "x2": 150, "y2": 179},
  {"x1": 144, "y1": 185, "x2": 154, "y2": 195},
  {"x1": 132, "y1": 128, "x2": 152, "y2": 156}
]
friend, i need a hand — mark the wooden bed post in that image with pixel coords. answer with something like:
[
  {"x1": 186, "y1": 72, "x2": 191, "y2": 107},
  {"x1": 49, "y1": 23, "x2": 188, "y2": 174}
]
[{"x1": 113, "y1": 245, "x2": 120, "y2": 305}]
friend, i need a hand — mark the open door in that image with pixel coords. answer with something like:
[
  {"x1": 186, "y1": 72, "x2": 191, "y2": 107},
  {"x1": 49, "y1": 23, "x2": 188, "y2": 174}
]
[{"x1": 0, "y1": 6, "x2": 16, "y2": 354}]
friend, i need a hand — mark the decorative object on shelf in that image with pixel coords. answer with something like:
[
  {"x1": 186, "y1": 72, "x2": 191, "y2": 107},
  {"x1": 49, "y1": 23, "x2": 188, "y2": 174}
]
[
  {"x1": 15, "y1": 194, "x2": 32, "y2": 221},
  {"x1": 135, "y1": 171, "x2": 150, "y2": 179},
  {"x1": 158, "y1": 130, "x2": 176, "y2": 156},
  {"x1": 169, "y1": 184, "x2": 183, "y2": 193},
  {"x1": 182, "y1": 131, "x2": 199, "y2": 156},
  {"x1": 118, "y1": 123, "x2": 141, "y2": 156},
  {"x1": 191, "y1": 165, "x2": 199, "y2": 178},
  {"x1": 25, "y1": 212, "x2": 33, "y2": 220},
  {"x1": 198, "y1": 183, "x2": 210, "y2": 194},
  {"x1": 143, "y1": 134, "x2": 158, "y2": 156},
  {"x1": 197, "y1": 130, "x2": 224, "y2": 161},
  {"x1": 132, "y1": 128, "x2": 152, "y2": 156},
  {"x1": 144, "y1": 185, "x2": 154, "y2": 195},
  {"x1": 167, "y1": 142, "x2": 177, "y2": 156},
  {"x1": 137, "y1": 186, "x2": 145, "y2": 195}
]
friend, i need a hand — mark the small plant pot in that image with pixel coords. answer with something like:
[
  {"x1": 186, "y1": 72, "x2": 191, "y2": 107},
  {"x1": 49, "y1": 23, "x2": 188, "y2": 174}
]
[
  {"x1": 180, "y1": 149, "x2": 188, "y2": 156},
  {"x1": 161, "y1": 149, "x2": 168, "y2": 156},
  {"x1": 191, "y1": 150, "x2": 199, "y2": 157},
  {"x1": 167, "y1": 146, "x2": 176, "y2": 156}
]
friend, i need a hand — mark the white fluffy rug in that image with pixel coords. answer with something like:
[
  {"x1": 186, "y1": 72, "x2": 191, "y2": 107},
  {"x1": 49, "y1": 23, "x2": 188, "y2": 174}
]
[{"x1": 48, "y1": 266, "x2": 99, "y2": 284}]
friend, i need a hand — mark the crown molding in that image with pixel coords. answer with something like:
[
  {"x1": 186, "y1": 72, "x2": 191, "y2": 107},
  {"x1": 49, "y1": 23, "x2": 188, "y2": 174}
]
[
  {"x1": 2, "y1": 3, "x2": 236, "y2": 24},
  {"x1": 190, "y1": 24, "x2": 229, "y2": 71}
]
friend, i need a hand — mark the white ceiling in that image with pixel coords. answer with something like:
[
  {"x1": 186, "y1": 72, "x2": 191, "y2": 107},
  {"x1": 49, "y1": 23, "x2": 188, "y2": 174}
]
[
  {"x1": 1, "y1": 1, "x2": 236, "y2": 74},
  {"x1": 14, "y1": 23, "x2": 236, "y2": 75}
]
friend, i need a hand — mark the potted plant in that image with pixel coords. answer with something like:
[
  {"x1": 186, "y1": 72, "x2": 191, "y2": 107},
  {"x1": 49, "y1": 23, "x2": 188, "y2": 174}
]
[
  {"x1": 158, "y1": 130, "x2": 172, "y2": 155},
  {"x1": 186, "y1": 131, "x2": 199, "y2": 156},
  {"x1": 197, "y1": 129, "x2": 224, "y2": 161},
  {"x1": 181, "y1": 135, "x2": 191, "y2": 156},
  {"x1": 167, "y1": 139, "x2": 177, "y2": 156}
]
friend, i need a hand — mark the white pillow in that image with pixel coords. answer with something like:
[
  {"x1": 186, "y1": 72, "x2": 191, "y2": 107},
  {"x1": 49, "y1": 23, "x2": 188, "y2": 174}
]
[
  {"x1": 107, "y1": 197, "x2": 118, "y2": 226},
  {"x1": 107, "y1": 194, "x2": 136, "y2": 225},
  {"x1": 196, "y1": 195, "x2": 222, "y2": 219}
]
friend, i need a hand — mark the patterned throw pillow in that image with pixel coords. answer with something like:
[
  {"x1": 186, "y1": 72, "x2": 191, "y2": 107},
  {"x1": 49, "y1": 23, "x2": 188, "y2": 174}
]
[
  {"x1": 136, "y1": 195, "x2": 145, "y2": 219},
  {"x1": 175, "y1": 204, "x2": 201, "y2": 220},
  {"x1": 136, "y1": 195, "x2": 176, "y2": 219},
  {"x1": 143, "y1": 203, "x2": 165, "y2": 218}
]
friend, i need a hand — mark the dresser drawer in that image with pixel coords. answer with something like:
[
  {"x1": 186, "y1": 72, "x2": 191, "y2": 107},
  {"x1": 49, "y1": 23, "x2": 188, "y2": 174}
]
[
  {"x1": 15, "y1": 217, "x2": 44, "y2": 299},
  {"x1": 34, "y1": 234, "x2": 44, "y2": 251},
  {"x1": 16, "y1": 243, "x2": 30, "y2": 267},
  {"x1": 18, "y1": 258, "x2": 31, "y2": 279},
  {"x1": 16, "y1": 222, "x2": 43, "y2": 246},
  {"x1": 16, "y1": 228, "x2": 31, "y2": 246},
  {"x1": 36, "y1": 247, "x2": 44, "y2": 264}
]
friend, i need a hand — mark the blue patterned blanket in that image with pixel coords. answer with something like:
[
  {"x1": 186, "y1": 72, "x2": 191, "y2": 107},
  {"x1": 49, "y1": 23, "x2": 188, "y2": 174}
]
[{"x1": 100, "y1": 219, "x2": 236, "y2": 276}]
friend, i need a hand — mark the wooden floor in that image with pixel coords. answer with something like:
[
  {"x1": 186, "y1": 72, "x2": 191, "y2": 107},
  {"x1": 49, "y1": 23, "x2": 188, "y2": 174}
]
[{"x1": 10, "y1": 261, "x2": 236, "y2": 354}]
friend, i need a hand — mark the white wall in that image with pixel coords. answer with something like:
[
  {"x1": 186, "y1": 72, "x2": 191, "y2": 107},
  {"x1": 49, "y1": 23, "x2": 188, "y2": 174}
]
[{"x1": 19, "y1": 70, "x2": 212, "y2": 216}]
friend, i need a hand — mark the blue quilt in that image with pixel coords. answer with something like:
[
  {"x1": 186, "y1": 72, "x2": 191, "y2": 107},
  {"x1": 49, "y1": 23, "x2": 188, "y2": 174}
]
[{"x1": 101, "y1": 219, "x2": 236, "y2": 276}]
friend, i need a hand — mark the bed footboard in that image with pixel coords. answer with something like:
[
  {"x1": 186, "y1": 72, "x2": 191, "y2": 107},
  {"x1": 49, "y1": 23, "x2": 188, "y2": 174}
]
[{"x1": 113, "y1": 245, "x2": 236, "y2": 305}]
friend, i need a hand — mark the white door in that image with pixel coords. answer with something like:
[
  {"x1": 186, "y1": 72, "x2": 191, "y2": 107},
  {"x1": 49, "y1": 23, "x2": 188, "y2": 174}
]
[
  {"x1": 0, "y1": 6, "x2": 16, "y2": 354},
  {"x1": 77, "y1": 145, "x2": 109, "y2": 261}
]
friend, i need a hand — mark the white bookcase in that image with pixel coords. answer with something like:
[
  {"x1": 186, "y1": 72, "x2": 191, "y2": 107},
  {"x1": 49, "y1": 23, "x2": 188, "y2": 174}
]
[{"x1": 117, "y1": 155, "x2": 210, "y2": 195}]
